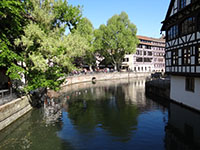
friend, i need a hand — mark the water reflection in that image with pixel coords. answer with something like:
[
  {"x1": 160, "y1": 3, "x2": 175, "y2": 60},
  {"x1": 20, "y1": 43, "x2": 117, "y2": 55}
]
[
  {"x1": 0, "y1": 78, "x2": 168, "y2": 150},
  {"x1": 65, "y1": 85, "x2": 139, "y2": 141},
  {"x1": 165, "y1": 102, "x2": 200, "y2": 150},
  {"x1": 43, "y1": 98, "x2": 62, "y2": 125},
  {"x1": 57, "y1": 79, "x2": 168, "y2": 150},
  {"x1": 0, "y1": 108, "x2": 74, "y2": 150}
]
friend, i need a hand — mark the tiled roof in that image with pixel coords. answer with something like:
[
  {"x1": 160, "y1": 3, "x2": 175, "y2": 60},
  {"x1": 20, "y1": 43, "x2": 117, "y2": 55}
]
[{"x1": 137, "y1": 35, "x2": 165, "y2": 42}]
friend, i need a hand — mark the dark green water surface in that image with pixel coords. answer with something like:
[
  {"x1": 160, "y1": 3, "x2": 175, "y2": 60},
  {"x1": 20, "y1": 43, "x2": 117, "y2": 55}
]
[{"x1": 0, "y1": 79, "x2": 169, "y2": 150}]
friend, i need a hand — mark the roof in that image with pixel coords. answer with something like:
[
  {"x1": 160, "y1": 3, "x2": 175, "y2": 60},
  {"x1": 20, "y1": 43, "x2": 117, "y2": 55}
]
[
  {"x1": 137, "y1": 35, "x2": 165, "y2": 43},
  {"x1": 161, "y1": 0, "x2": 175, "y2": 31}
]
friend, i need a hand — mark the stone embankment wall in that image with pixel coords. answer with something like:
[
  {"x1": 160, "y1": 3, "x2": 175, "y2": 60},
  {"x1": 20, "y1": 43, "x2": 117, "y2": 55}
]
[
  {"x1": 145, "y1": 78, "x2": 170, "y2": 106},
  {"x1": 62, "y1": 72, "x2": 151, "y2": 86},
  {"x1": 0, "y1": 96, "x2": 32, "y2": 131}
]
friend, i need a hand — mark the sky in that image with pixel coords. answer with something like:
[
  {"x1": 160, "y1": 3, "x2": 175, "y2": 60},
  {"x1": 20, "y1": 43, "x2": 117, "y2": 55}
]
[{"x1": 68, "y1": 0, "x2": 170, "y2": 38}]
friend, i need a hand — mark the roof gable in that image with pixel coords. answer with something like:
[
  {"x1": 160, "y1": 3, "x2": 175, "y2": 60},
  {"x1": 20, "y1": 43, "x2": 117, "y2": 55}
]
[
  {"x1": 163, "y1": 0, "x2": 176, "y2": 23},
  {"x1": 161, "y1": 0, "x2": 176, "y2": 30}
]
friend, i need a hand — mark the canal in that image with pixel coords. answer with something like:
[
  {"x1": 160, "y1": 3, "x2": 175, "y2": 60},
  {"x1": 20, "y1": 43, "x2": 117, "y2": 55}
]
[{"x1": 0, "y1": 78, "x2": 199, "y2": 150}]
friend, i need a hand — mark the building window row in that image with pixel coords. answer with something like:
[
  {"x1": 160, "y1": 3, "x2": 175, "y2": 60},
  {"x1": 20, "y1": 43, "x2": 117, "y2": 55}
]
[
  {"x1": 136, "y1": 50, "x2": 154, "y2": 56},
  {"x1": 137, "y1": 44, "x2": 151, "y2": 49},
  {"x1": 137, "y1": 44, "x2": 165, "y2": 51},
  {"x1": 140, "y1": 39, "x2": 151, "y2": 43},
  {"x1": 179, "y1": 0, "x2": 197, "y2": 10},
  {"x1": 167, "y1": 15, "x2": 198, "y2": 40},
  {"x1": 170, "y1": 45, "x2": 200, "y2": 66}
]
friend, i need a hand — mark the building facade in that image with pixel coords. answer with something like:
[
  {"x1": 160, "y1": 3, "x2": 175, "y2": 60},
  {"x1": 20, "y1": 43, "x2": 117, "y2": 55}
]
[
  {"x1": 161, "y1": 0, "x2": 200, "y2": 110},
  {"x1": 122, "y1": 35, "x2": 165, "y2": 73}
]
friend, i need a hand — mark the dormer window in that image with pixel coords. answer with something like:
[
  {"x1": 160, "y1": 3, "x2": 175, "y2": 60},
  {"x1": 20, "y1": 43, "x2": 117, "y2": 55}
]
[
  {"x1": 180, "y1": 0, "x2": 186, "y2": 9},
  {"x1": 181, "y1": 17, "x2": 196, "y2": 35},
  {"x1": 167, "y1": 25, "x2": 178, "y2": 40}
]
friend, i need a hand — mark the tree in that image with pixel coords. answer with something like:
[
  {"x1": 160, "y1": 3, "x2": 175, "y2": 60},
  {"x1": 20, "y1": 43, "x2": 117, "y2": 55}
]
[
  {"x1": 94, "y1": 12, "x2": 139, "y2": 71},
  {"x1": 0, "y1": 0, "x2": 27, "y2": 81},
  {"x1": 13, "y1": 0, "x2": 89, "y2": 92},
  {"x1": 75, "y1": 17, "x2": 96, "y2": 71}
]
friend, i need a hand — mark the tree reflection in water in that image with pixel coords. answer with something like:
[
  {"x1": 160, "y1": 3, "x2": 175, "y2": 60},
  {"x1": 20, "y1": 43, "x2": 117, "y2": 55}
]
[{"x1": 65, "y1": 82, "x2": 139, "y2": 142}]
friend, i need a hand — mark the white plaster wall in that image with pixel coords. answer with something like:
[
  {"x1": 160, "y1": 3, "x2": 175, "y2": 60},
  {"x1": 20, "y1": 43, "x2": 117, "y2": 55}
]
[{"x1": 170, "y1": 76, "x2": 200, "y2": 111}]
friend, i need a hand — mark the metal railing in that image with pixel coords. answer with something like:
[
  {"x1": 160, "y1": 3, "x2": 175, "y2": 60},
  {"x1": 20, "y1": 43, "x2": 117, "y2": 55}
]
[{"x1": 0, "y1": 88, "x2": 17, "y2": 106}]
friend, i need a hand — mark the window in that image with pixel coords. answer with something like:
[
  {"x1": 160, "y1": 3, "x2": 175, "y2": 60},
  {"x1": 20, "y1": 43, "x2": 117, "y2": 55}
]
[
  {"x1": 136, "y1": 57, "x2": 143, "y2": 62},
  {"x1": 144, "y1": 58, "x2": 152, "y2": 62},
  {"x1": 183, "y1": 48, "x2": 191, "y2": 65},
  {"x1": 172, "y1": 50, "x2": 178, "y2": 65},
  {"x1": 144, "y1": 51, "x2": 147, "y2": 55},
  {"x1": 181, "y1": 17, "x2": 196, "y2": 35},
  {"x1": 185, "y1": 77, "x2": 195, "y2": 92},
  {"x1": 158, "y1": 58, "x2": 164, "y2": 62},
  {"x1": 180, "y1": 0, "x2": 186, "y2": 9},
  {"x1": 198, "y1": 46, "x2": 200, "y2": 64},
  {"x1": 148, "y1": 51, "x2": 152, "y2": 56},
  {"x1": 123, "y1": 58, "x2": 129, "y2": 62},
  {"x1": 167, "y1": 25, "x2": 178, "y2": 40},
  {"x1": 146, "y1": 45, "x2": 151, "y2": 49}
]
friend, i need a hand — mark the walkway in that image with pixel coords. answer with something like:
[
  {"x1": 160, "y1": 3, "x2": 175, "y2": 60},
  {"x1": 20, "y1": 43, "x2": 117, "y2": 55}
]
[{"x1": 0, "y1": 93, "x2": 17, "y2": 106}]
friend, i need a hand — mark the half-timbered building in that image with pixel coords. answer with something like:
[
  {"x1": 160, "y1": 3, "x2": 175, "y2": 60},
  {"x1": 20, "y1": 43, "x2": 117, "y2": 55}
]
[{"x1": 161, "y1": 0, "x2": 200, "y2": 110}]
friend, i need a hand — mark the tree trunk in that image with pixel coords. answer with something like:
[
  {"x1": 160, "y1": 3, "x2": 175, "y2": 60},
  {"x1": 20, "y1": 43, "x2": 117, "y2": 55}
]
[
  {"x1": 114, "y1": 63, "x2": 120, "y2": 71},
  {"x1": 89, "y1": 65, "x2": 93, "y2": 72},
  {"x1": 114, "y1": 64, "x2": 117, "y2": 71}
]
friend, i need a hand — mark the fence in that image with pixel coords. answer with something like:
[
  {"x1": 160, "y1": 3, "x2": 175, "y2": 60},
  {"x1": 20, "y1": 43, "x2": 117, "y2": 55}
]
[{"x1": 0, "y1": 88, "x2": 16, "y2": 106}]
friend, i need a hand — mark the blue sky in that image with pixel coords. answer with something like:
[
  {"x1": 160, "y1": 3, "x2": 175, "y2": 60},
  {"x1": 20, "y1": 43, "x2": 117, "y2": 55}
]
[{"x1": 68, "y1": 0, "x2": 170, "y2": 38}]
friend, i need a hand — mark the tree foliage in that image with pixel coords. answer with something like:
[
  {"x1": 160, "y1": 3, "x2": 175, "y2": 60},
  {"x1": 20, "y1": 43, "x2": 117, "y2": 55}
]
[
  {"x1": 0, "y1": 0, "x2": 26, "y2": 80},
  {"x1": 14, "y1": 0, "x2": 88, "y2": 92},
  {"x1": 75, "y1": 17, "x2": 96, "y2": 69},
  {"x1": 0, "y1": 0, "x2": 89, "y2": 92},
  {"x1": 94, "y1": 12, "x2": 139, "y2": 70}
]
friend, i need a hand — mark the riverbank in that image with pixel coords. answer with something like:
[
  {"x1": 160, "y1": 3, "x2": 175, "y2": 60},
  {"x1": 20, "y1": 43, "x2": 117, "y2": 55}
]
[
  {"x1": 0, "y1": 96, "x2": 32, "y2": 131},
  {"x1": 62, "y1": 72, "x2": 151, "y2": 86}
]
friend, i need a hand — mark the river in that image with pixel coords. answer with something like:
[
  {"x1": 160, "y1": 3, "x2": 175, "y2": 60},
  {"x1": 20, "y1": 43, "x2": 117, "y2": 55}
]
[{"x1": 0, "y1": 78, "x2": 198, "y2": 150}]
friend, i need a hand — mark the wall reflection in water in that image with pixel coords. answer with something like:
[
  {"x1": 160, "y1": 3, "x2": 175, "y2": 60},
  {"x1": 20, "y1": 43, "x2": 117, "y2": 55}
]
[
  {"x1": 43, "y1": 98, "x2": 62, "y2": 125},
  {"x1": 165, "y1": 102, "x2": 200, "y2": 150}
]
